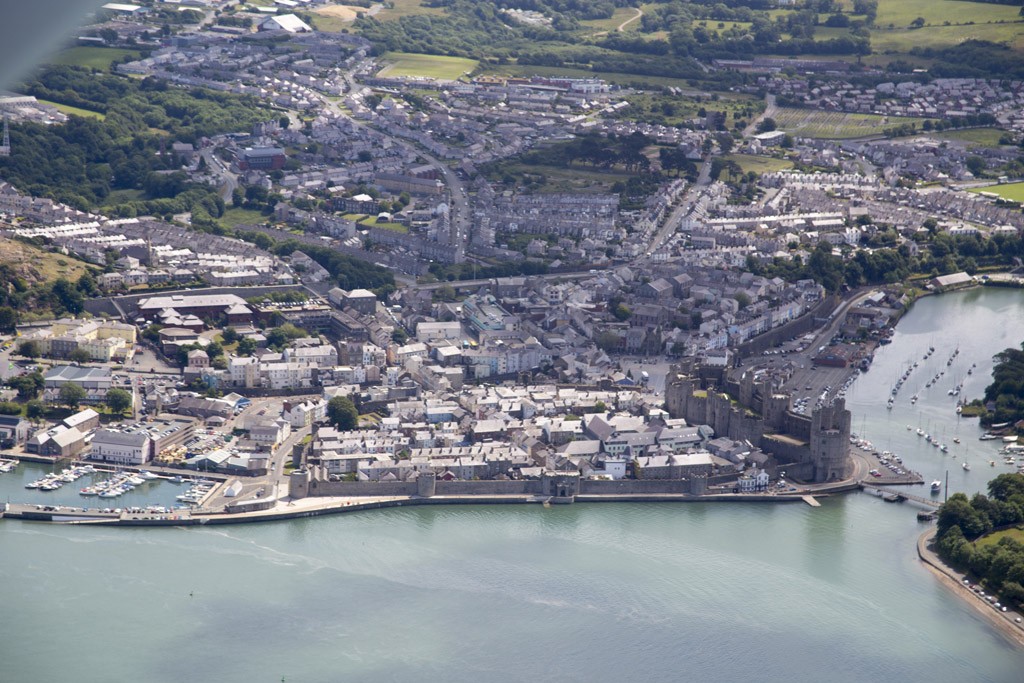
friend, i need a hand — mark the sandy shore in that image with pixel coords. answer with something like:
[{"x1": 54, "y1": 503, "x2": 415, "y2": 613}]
[{"x1": 917, "y1": 528, "x2": 1024, "y2": 648}]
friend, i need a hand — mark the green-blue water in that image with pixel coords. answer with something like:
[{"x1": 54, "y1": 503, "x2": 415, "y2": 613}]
[{"x1": 3, "y1": 288, "x2": 1024, "y2": 683}]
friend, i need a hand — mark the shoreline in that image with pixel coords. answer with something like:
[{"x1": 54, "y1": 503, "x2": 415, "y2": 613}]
[{"x1": 917, "y1": 528, "x2": 1024, "y2": 649}]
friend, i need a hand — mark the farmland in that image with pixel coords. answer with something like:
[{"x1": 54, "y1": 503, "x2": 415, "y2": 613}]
[
  {"x1": 970, "y1": 183, "x2": 1024, "y2": 203},
  {"x1": 377, "y1": 52, "x2": 479, "y2": 80},
  {"x1": 935, "y1": 128, "x2": 1008, "y2": 148},
  {"x1": 871, "y1": 0, "x2": 1024, "y2": 52},
  {"x1": 311, "y1": 5, "x2": 366, "y2": 32},
  {"x1": 772, "y1": 108, "x2": 929, "y2": 139}
]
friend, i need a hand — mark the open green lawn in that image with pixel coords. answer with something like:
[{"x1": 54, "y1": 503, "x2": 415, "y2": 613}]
[
  {"x1": 37, "y1": 99, "x2": 105, "y2": 120},
  {"x1": 102, "y1": 189, "x2": 146, "y2": 205},
  {"x1": 872, "y1": 22, "x2": 1024, "y2": 52},
  {"x1": 375, "y1": 0, "x2": 445, "y2": 22},
  {"x1": 875, "y1": 0, "x2": 1020, "y2": 28},
  {"x1": 970, "y1": 182, "x2": 1024, "y2": 202},
  {"x1": 773, "y1": 108, "x2": 929, "y2": 139},
  {"x1": 724, "y1": 154, "x2": 795, "y2": 175},
  {"x1": 935, "y1": 128, "x2": 1008, "y2": 148},
  {"x1": 360, "y1": 216, "x2": 409, "y2": 233},
  {"x1": 46, "y1": 46, "x2": 140, "y2": 70},
  {"x1": 220, "y1": 207, "x2": 268, "y2": 228},
  {"x1": 377, "y1": 52, "x2": 479, "y2": 80},
  {"x1": 579, "y1": 7, "x2": 642, "y2": 33},
  {"x1": 975, "y1": 526, "x2": 1024, "y2": 549}
]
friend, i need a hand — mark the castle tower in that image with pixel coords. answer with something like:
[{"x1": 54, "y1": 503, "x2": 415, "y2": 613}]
[{"x1": 809, "y1": 398, "x2": 852, "y2": 483}]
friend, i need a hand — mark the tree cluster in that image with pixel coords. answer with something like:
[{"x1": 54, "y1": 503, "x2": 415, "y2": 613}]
[{"x1": 936, "y1": 474, "x2": 1024, "y2": 608}]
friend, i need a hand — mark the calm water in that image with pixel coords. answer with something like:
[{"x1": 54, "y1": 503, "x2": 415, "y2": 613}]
[{"x1": 3, "y1": 288, "x2": 1024, "y2": 683}]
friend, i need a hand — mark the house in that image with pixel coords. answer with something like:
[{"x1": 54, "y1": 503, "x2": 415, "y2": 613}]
[
  {"x1": 250, "y1": 419, "x2": 292, "y2": 450},
  {"x1": 26, "y1": 425, "x2": 86, "y2": 458},
  {"x1": 63, "y1": 408, "x2": 101, "y2": 433},
  {"x1": 737, "y1": 467, "x2": 770, "y2": 492},
  {"x1": 0, "y1": 414, "x2": 31, "y2": 446}
]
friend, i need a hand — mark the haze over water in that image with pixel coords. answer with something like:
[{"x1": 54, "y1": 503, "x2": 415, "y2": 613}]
[{"x1": 3, "y1": 288, "x2": 1024, "y2": 682}]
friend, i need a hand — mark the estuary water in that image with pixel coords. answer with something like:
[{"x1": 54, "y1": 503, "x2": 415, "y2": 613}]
[{"x1": 3, "y1": 288, "x2": 1024, "y2": 683}]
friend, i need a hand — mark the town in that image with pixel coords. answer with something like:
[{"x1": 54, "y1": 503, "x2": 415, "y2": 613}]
[{"x1": 0, "y1": 0, "x2": 1023, "y2": 523}]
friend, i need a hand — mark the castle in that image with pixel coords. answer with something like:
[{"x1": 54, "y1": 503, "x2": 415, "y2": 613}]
[{"x1": 665, "y1": 359, "x2": 851, "y2": 483}]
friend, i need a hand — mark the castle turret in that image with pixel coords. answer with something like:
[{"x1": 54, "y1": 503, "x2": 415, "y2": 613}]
[{"x1": 809, "y1": 398, "x2": 852, "y2": 483}]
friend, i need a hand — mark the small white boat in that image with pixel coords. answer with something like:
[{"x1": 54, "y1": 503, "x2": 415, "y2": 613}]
[
  {"x1": 963, "y1": 462, "x2": 971, "y2": 471},
  {"x1": 1003, "y1": 435, "x2": 1018, "y2": 443},
  {"x1": 931, "y1": 481, "x2": 942, "y2": 493}
]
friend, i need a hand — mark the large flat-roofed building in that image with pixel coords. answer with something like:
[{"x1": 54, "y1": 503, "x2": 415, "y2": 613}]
[
  {"x1": 236, "y1": 147, "x2": 287, "y2": 171},
  {"x1": 43, "y1": 365, "x2": 113, "y2": 402},
  {"x1": 135, "y1": 293, "x2": 250, "y2": 322},
  {"x1": 89, "y1": 416, "x2": 197, "y2": 466}
]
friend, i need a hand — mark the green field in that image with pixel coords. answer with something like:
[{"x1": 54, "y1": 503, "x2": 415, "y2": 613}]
[
  {"x1": 724, "y1": 154, "x2": 795, "y2": 175},
  {"x1": 47, "y1": 46, "x2": 140, "y2": 70},
  {"x1": 360, "y1": 216, "x2": 409, "y2": 233},
  {"x1": 377, "y1": 52, "x2": 479, "y2": 80},
  {"x1": 375, "y1": 0, "x2": 445, "y2": 22},
  {"x1": 37, "y1": 99, "x2": 105, "y2": 120},
  {"x1": 935, "y1": 128, "x2": 1008, "y2": 148},
  {"x1": 872, "y1": 22, "x2": 1024, "y2": 52},
  {"x1": 875, "y1": 0, "x2": 1019, "y2": 28},
  {"x1": 975, "y1": 526, "x2": 1024, "y2": 549},
  {"x1": 221, "y1": 207, "x2": 269, "y2": 228},
  {"x1": 579, "y1": 7, "x2": 642, "y2": 34},
  {"x1": 773, "y1": 108, "x2": 929, "y2": 139},
  {"x1": 970, "y1": 182, "x2": 1024, "y2": 202}
]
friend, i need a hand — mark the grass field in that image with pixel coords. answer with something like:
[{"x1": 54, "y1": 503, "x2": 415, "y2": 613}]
[
  {"x1": 37, "y1": 99, "x2": 105, "y2": 120},
  {"x1": 724, "y1": 154, "x2": 795, "y2": 175},
  {"x1": 875, "y1": 0, "x2": 1019, "y2": 28},
  {"x1": 975, "y1": 526, "x2": 1024, "y2": 549},
  {"x1": 872, "y1": 22, "x2": 1024, "y2": 52},
  {"x1": 360, "y1": 216, "x2": 409, "y2": 233},
  {"x1": 375, "y1": 0, "x2": 445, "y2": 22},
  {"x1": 481, "y1": 64, "x2": 703, "y2": 91},
  {"x1": 579, "y1": 7, "x2": 642, "y2": 34},
  {"x1": 220, "y1": 207, "x2": 268, "y2": 228},
  {"x1": 47, "y1": 46, "x2": 140, "y2": 70},
  {"x1": 970, "y1": 182, "x2": 1024, "y2": 202},
  {"x1": 102, "y1": 189, "x2": 146, "y2": 205},
  {"x1": 773, "y1": 108, "x2": 928, "y2": 139},
  {"x1": 377, "y1": 52, "x2": 479, "y2": 80},
  {"x1": 935, "y1": 128, "x2": 1008, "y2": 148}
]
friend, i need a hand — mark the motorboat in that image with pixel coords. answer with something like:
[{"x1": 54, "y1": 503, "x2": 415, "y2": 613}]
[
  {"x1": 931, "y1": 481, "x2": 942, "y2": 494},
  {"x1": 963, "y1": 462, "x2": 971, "y2": 471}
]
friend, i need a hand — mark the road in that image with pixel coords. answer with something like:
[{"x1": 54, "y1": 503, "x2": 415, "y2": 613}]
[
  {"x1": 644, "y1": 157, "x2": 712, "y2": 257},
  {"x1": 743, "y1": 93, "x2": 778, "y2": 138},
  {"x1": 200, "y1": 147, "x2": 238, "y2": 204}
]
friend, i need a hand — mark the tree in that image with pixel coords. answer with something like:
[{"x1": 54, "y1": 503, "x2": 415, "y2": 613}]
[
  {"x1": 909, "y1": 17, "x2": 925, "y2": 29},
  {"x1": 69, "y1": 347, "x2": 92, "y2": 364},
  {"x1": 237, "y1": 336, "x2": 257, "y2": 356},
  {"x1": 8, "y1": 371, "x2": 43, "y2": 400},
  {"x1": 221, "y1": 327, "x2": 239, "y2": 344},
  {"x1": 17, "y1": 341, "x2": 40, "y2": 359},
  {"x1": 965, "y1": 155, "x2": 986, "y2": 177},
  {"x1": 25, "y1": 399, "x2": 45, "y2": 420},
  {"x1": 105, "y1": 388, "x2": 133, "y2": 414},
  {"x1": 327, "y1": 395, "x2": 358, "y2": 431},
  {"x1": 59, "y1": 382, "x2": 87, "y2": 408},
  {"x1": 757, "y1": 117, "x2": 777, "y2": 133}
]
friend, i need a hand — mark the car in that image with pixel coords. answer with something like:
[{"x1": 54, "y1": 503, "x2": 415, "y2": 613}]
[
  {"x1": 1002, "y1": 606, "x2": 1008, "y2": 612},
  {"x1": 1016, "y1": 617, "x2": 1022, "y2": 623}
]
